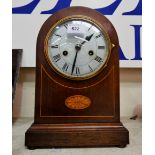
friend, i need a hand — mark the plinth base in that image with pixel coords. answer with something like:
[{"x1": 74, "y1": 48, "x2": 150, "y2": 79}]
[{"x1": 25, "y1": 122, "x2": 129, "y2": 149}]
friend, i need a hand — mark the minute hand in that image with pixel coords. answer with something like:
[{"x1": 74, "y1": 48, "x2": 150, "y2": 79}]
[{"x1": 71, "y1": 45, "x2": 80, "y2": 75}]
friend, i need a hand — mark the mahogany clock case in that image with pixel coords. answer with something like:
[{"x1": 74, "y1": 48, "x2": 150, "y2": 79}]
[{"x1": 25, "y1": 6, "x2": 129, "y2": 148}]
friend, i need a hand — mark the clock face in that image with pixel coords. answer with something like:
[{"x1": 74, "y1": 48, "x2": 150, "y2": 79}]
[{"x1": 45, "y1": 18, "x2": 111, "y2": 80}]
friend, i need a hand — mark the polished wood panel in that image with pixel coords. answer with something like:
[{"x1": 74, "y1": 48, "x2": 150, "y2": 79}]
[{"x1": 25, "y1": 123, "x2": 129, "y2": 148}]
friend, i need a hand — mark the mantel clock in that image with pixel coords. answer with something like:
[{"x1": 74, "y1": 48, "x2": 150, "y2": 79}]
[{"x1": 25, "y1": 6, "x2": 129, "y2": 148}]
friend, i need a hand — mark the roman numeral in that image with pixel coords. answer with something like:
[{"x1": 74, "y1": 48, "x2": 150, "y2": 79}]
[
  {"x1": 51, "y1": 45, "x2": 58, "y2": 48},
  {"x1": 94, "y1": 56, "x2": 103, "y2": 63},
  {"x1": 98, "y1": 46, "x2": 105, "y2": 49},
  {"x1": 88, "y1": 65, "x2": 93, "y2": 72},
  {"x1": 88, "y1": 25, "x2": 92, "y2": 31},
  {"x1": 54, "y1": 34, "x2": 62, "y2": 37},
  {"x1": 62, "y1": 63, "x2": 69, "y2": 71},
  {"x1": 53, "y1": 54, "x2": 61, "y2": 62},
  {"x1": 95, "y1": 33, "x2": 102, "y2": 39},
  {"x1": 64, "y1": 24, "x2": 68, "y2": 29},
  {"x1": 75, "y1": 67, "x2": 80, "y2": 75}
]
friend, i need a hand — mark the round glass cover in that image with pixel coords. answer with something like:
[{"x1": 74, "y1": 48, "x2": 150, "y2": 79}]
[{"x1": 46, "y1": 18, "x2": 110, "y2": 80}]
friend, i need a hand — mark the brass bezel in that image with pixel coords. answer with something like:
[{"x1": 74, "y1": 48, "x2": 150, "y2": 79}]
[{"x1": 44, "y1": 15, "x2": 114, "y2": 80}]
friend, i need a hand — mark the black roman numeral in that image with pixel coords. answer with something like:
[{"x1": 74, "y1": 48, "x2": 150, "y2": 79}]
[
  {"x1": 62, "y1": 63, "x2": 69, "y2": 71},
  {"x1": 54, "y1": 34, "x2": 62, "y2": 37},
  {"x1": 76, "y1": 67, "x2": 80, "y2": 75},
  {"x1": 88, "y1": 65, "x2": 93, "y2": 72},
  {"x1": 64, "y1": 24, "x2": 68, "y2": 29},
  {"x1": 51, "y1": 45, "x2": 58, "y2": 48},
  {"x1": 53, "y1": 54, "x2": 61, "y2": 62},
  {"x1": 95, "y1": 33, "x2": 102, "y2": 39},
  {"x1": 88, "y1": 25, "x2": 92, "y2": 31},
  {"x1": 98, "y1": 46, "x2": 105, "y2": 49},
  {"x1": 94, "y1": 56, "x2": 103, "y2": 63}
]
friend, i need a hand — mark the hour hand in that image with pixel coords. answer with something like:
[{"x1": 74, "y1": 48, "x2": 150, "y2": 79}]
[
  {"x1": 85, "y1": 33, "x2": 94, "y2": 41},
  {"x1": 81, "y1": 33, "x2": 94, "y2": 45}
]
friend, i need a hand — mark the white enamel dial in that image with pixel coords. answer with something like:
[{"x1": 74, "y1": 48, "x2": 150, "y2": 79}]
[{"x1": 46, "y1": 19, "x2": 110, "y2": 79}]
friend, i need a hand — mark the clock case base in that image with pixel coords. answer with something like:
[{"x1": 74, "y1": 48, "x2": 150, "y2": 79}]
[{"x1": 25, "y1": 122, "x2": 129, "y2": 148}]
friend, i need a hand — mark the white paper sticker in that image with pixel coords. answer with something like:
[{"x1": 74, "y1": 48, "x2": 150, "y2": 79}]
[
  {"x1": 67, "y1": 24, "x2": 84, "y2": 34},
  {"x1": 67, "y1": 24, "x2": 85, "y2": 38}
]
